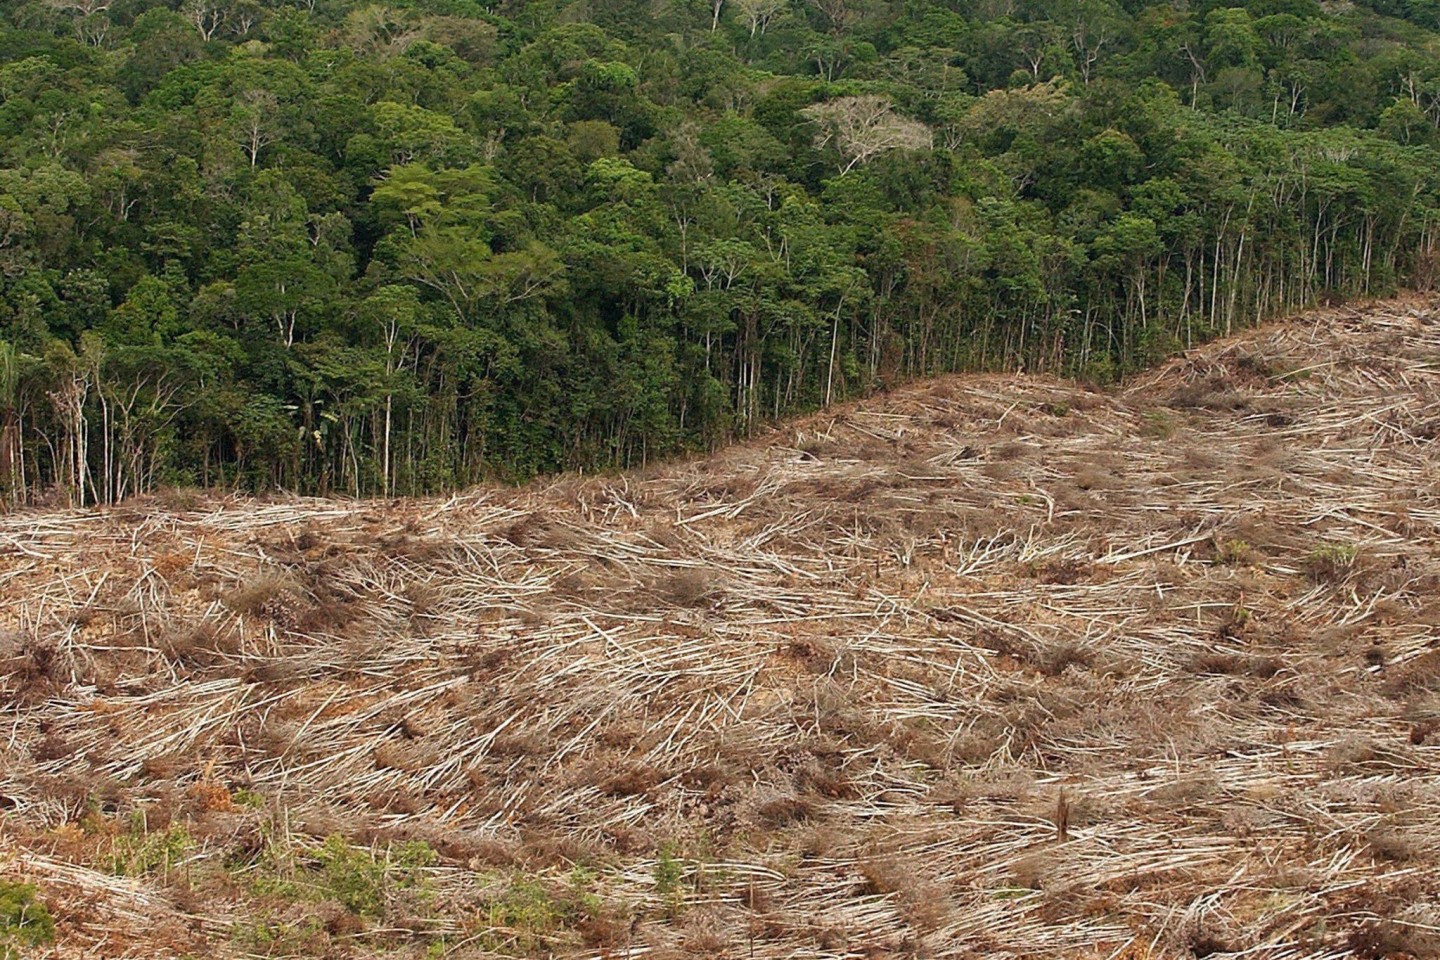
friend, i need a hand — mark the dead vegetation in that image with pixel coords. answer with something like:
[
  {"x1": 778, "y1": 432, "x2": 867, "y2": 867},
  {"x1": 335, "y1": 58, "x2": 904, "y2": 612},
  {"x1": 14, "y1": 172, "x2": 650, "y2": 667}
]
[{"x1": 1, "y1": 297, "x2": 1438, "y2": 958}]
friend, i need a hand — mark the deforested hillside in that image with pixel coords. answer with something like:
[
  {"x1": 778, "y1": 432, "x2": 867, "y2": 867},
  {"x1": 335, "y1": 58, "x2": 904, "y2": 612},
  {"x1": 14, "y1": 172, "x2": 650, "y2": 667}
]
[{"x1": 1, "y1": 299, "x2": 1438, "y2": 960}]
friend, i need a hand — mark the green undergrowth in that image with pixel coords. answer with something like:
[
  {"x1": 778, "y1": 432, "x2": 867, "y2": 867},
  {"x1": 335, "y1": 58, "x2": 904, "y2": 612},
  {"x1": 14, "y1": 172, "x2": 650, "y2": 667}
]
[{"x1": 0, "y1": 881, "x2": 55, "y2": 960}]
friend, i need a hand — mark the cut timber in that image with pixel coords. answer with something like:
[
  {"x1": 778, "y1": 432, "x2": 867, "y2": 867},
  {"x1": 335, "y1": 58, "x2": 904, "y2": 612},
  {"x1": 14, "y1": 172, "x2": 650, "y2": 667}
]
[{"x1": 1, "y1": 296, "x2": 1438, "y2": 959}]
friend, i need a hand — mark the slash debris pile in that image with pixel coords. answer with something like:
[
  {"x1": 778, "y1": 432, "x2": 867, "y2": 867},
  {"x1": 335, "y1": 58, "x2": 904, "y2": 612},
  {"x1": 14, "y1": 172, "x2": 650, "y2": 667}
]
[{"x1": 2, "y1": 299, "x2": 1438, "y2": 960}]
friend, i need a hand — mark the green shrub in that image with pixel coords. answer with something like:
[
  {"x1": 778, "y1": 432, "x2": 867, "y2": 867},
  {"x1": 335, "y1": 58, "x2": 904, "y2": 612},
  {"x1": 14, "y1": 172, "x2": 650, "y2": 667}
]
[
  {"x1": 653, "y1": 843, "x2": 684, "y2": 898},
  {"x1": 486, "y1": 879, "x2": 565, "y2": 948},
  {"x1": 232, "y1": 788, "x2": 266, "y2": 809},
  {"x1": 108, "y1": 823, "x2": 193, "y2": 878},
  {"x1": 1216, "y1": 538, "x2": 1253, "y2": 565},
  {"x1": 1305, "y1": 543, "x2": 1357, "y2": 581},
  {"x1": 315, "y1": 835, "x2": 388, "y2": 917},
  {"x1": 230, "y1": 914, "x2": 325, "y2": 955},
  {"x1": 0, "y1": 881, "x2": 55, "y2": 959},
  {"x1": 243, "y1": 833, "x2": 438, "y2": 919}
]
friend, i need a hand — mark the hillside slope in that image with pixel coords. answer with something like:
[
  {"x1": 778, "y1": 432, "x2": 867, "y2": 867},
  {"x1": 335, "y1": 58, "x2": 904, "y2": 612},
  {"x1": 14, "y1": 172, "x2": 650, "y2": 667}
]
[{"x1": 1, "y1": 299, "x2": 1438, "y2": 959}]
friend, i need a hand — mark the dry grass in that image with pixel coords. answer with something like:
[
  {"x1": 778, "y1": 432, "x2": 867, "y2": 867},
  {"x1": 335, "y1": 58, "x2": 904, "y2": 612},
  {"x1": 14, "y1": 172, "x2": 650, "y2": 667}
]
[{"x1": 1, "y1": 297, "x2": 1439, "y2": 958}]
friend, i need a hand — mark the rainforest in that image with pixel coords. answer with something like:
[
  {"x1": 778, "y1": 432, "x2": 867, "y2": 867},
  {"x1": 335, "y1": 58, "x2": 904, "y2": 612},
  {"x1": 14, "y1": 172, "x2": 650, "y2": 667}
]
[{"x1": 1, "y1": 0, "x2": 1439, "y2": 500}]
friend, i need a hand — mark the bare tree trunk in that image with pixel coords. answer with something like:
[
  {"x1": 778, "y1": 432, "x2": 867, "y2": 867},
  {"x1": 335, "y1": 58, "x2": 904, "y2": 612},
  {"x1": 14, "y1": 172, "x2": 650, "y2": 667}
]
[{"x1": 824, "y1": 310, "x2": 839, "y2": 407}]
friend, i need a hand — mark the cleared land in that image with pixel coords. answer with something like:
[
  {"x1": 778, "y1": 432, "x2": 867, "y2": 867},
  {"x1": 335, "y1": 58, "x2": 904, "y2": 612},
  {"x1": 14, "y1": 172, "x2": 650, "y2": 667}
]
[{"x1": 1, "y1": 299, "x2": 1438, "y2": 960}]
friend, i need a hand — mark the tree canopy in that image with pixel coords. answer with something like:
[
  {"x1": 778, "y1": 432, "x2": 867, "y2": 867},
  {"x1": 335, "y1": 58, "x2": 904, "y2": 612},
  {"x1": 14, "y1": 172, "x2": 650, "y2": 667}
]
[{"x1": 1, "y1": 0, "x2": 1439, "y2": 502}]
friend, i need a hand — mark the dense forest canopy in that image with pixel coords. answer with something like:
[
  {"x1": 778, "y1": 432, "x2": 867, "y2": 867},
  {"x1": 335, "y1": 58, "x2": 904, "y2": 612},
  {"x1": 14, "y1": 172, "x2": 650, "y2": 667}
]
[{"x1": 1, "y1": 0, "x2": 1439, "y2": 501}]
